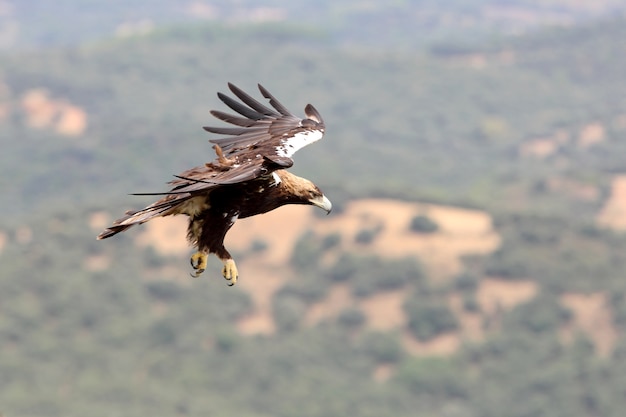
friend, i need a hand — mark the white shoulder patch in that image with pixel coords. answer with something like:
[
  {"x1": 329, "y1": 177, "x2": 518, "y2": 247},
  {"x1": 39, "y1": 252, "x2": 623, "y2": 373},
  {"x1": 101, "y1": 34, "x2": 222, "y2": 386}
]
[
  {"x1": 276, "y1": 129, "x2": 324, "y2": 158},
  {"x1": 271, "y1": 172, "x2": 282, "y2": 186}
]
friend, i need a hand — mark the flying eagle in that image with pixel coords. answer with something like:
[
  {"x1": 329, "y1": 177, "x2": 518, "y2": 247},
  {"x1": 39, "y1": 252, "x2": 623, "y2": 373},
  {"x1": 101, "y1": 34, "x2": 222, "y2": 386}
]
[{"x1": 97, "y1": 83, "x2": 331, "y2": 285}]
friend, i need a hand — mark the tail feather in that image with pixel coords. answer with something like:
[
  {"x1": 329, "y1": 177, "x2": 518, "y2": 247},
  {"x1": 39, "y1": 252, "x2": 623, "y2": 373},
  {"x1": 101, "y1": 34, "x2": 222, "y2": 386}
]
[
  {"x1": 97, "y1": 224, "x2": 133, "y2": 239},
  {"x1": 97, "y1": 194, "x2": 191, "y2": 240}
]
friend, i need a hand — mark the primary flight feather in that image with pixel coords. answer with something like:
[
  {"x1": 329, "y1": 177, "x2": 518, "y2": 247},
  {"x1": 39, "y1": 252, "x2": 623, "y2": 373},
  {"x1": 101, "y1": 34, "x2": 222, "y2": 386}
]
[{"x1": 97, "y1": 83, "x2": 331, "y2": 285}]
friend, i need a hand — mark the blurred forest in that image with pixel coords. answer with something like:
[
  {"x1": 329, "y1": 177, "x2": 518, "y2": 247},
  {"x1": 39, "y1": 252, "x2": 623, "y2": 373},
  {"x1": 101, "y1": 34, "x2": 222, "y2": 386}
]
[{"x1": 2, "y1": 1, "x2": 626, "y2": 416}]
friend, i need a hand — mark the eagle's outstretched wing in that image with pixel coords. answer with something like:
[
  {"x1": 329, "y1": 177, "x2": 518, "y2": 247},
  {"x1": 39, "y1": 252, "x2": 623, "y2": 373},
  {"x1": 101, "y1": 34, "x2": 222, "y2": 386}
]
[{"x1": 204, "y1": 83, "x2": 326, "y2": 167}]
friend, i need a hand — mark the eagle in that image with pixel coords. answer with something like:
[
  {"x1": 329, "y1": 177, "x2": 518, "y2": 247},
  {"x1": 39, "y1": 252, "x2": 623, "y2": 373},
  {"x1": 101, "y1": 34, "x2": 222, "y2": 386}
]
[{"x1": 97, "y1": 83, "x2": 331, "y2": 285}]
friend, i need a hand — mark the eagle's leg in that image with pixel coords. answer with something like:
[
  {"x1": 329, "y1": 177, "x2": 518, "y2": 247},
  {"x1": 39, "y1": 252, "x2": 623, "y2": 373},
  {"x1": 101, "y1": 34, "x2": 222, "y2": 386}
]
[
  {"x1": 221, "y1": 258, "x2": 239, "y2": 286},
  {"x1": 190, "y1": 251, "x2": 208, "y2": 278}
]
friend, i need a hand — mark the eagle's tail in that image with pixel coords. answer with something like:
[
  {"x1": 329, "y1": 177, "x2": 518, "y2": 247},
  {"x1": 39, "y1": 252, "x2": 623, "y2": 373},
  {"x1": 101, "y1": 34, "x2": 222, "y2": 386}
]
[
  {"x1": 97, "y1": 196, "x2": 188, "y2": 240},
  {"x1": 97, "y1": 224, "x2": 131, "y2": 239}
]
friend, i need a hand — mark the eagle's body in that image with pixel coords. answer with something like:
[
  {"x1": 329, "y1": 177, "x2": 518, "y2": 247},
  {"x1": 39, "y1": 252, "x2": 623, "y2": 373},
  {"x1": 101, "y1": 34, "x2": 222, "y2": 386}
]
[{"x1": 98, "y1": 83, "x2": 331, "y2": 285}]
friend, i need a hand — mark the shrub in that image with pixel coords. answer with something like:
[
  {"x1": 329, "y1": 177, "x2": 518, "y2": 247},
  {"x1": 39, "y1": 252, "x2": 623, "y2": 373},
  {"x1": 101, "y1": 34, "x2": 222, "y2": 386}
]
[
  {"x1": 290, "y1": 231, "x2": 323, "y2": 269},
  {"x1": 462, "y1": 294, "x2": 480, "y2": 312},
  {"x1": 355, "y1": 228, "x2": 377, "y2": 244},
  {"x1": 453, "y1": 272, "x2": 479, "y2": 292},
  {"x1": 250, "y1": 238, "x2": 269, "y2": 253},
  {"x1": 361, "y1": 332, "x2": 404, "y2": 363},
  {"x1": 321, "y1": 232, "x2": 342, "y2": 250},
  {"x1": 214, "y1": 329, "x2": 239, "y2": 353},
  {"x1": 507, "y1": 296, "x2": 572, "y2": 334},
  {"x1": 338, "y1": 307, "x2": 366, "y2": 329},
  {"x1": 145, "y1": 281, "x2": 182, "y2": 302},
  {"x1": 272, "y1": 292, "x2": 306, "y2": 332},
  {"x1": 405, "y1": 299, "x2": 458, "y2": 341},
  {"x1": 354, "y1": 224, "x2": 383, "y2": 245},
  {"x1": 149, "y1": 319, "x2": 177, "y2": 346},
  {"x1": 396, "y1": 357, "x2": 466, "y2": 398},
  {"x1": 328, "y1": 253, "x2": 425, "y2": 292},
  {"x1": 279, "y1": 276, "x2": 327, "y2": 304},
  {"x1": 327, "y1": 253, "x2": 361, "y2": 282},
  {"x1": 409, "y1": 215, "x2": 439, "y2": 234}
]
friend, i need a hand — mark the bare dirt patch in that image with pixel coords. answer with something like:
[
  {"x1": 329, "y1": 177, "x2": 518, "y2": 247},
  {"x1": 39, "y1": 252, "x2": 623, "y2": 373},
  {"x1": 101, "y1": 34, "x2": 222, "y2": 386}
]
[
  {"x1": 597, "y1": 175, "x2": 626, "y2": 230},
  {"x1": 88, "y1": 211, "x2": 111, "y2": 232},
  {"x1": 520, "y1": 138, "x2": 559, "y2": 158},
  {"x1": 20, "y1": 89, "x2": 87, "y2": 136},
  {"x1": 547, "y1": 177, "x2": 599, "y2": 201},
  {"x1": 235, "y1": 262, "x2": 294, "y2": 335},
  {"x1": 314, "y1": 199, "x2": 500, "y2": 281},
  {"x1": 304, "y1": 283, "x2": 353, "y2": 326},
  {"x1": 305, "y1": 285, "x2": 407, "y2": 331},
  {"x1": 135, "y1": 216, "x2": 189, "y2": 256},
  {"x1": 402, "y1": 331, "x2": 461, "y2": 356},
  {"x1": 448, "y1": 293, "x2": 485, "y2": 341},
  {"x1": 476, "y1": 278, "x2": 538, "y2": 315},
  {"x1": 560, "y1": 292, "x2": 617, "y2": 358},
  {"x1": 83, "y1": 254, "x2": 111, "y2": 272},
  {"x1": 15, "y1": 226, "x2": 32, "y2": 245},
  {"x1": 227, "y1": 205, "x2": 319, "y2": 264},
  {"x1": 0, "y1": 230, "x2": 6, "y2": 254},
  {"x1": 578, "y1": 122, "x2": 605, "y2": 148},
  {"x1": 519, "y1": 130, "x2": 569, "y2": 158},
  {"x1": 372, "y1": 364, "x2": 394, "y2": 383},
  {"x1": 359, "y1": 288, "x2": 407, "y2": 331}
]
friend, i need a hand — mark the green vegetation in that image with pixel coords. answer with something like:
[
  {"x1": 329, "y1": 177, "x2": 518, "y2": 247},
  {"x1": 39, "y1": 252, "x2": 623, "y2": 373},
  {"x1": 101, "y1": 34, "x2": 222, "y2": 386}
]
[
  {"x1": 409, "y1": 214, "x2": 440, "y2": 234},
  {"x1": 2, "y1": 6, "x2": 626, "y2": 417},
  {"x1": 405, "y1": 298, "x2": 459, "y2": 341},
  {"x1": 7, "y1": 1, "x2": 625, "y2": 49}
]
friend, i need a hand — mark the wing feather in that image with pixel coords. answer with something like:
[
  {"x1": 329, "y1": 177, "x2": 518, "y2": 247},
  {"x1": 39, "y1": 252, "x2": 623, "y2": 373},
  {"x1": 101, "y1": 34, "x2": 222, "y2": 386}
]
[
  {"x1": 204, "y1": 83, "x2": 325, "y2": 158},
  {"x1": 203, "y1": 126, "x2": 253, "y2": 136},
  {"x1": 304, "y1": 104, "x2": 324, "y2": 124},
  {"x1": 210, "y1": 110, "x2": 257, "y2": 127},
  {"x1": 227, "y1": 82, "x2": 279, "y2": 117},
  {"x1": 216, "y1": 92, "x2": 265, "y2": 120},
  {"x1": 258, "y1": 83, "x2": 293, "y2": 117}
]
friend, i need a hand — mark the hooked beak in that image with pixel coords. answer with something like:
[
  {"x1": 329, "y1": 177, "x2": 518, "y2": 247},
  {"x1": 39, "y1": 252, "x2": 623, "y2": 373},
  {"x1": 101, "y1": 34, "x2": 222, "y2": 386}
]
[{"x1": 310, "y1": 194, "x2": 332, "y2": 215}]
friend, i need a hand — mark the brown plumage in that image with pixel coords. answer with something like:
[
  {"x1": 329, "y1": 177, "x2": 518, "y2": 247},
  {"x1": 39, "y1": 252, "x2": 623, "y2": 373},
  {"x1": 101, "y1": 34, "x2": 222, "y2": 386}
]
[{"x1": 97, "y1": 83, "x2": 331, "y2": 285}]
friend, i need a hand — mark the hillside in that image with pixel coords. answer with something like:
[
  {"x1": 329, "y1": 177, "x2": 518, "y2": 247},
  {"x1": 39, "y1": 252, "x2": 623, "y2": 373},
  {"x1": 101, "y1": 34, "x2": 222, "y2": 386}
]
[
  {"x1": 4, "y1": 190, "x2": 626, "y2": 416},
  {"x1": 124, "y1": 198, "x2": 620, "y2": 362},
  {"x1": 1, "y1": 14, "x2": 625, "y2": 224},
  {"x1": 129, "y1": 199, "x2": 500, "y2": 334},
  {"x1": 2, "y1": 0, "x2": 625, "y2": 49},
  {"x1": 3, "y1": 11, "x2": 626, "y2": 417}
]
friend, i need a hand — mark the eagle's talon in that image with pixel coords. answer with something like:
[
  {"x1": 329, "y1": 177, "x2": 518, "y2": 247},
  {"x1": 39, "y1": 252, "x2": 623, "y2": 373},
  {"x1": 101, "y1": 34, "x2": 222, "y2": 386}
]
[
  {"x1": 190, "y1": 270, "x2": 205, "y2": 278},
  {"x1": 190, "y1": 252, "x2": 208, "y2": 278},
  {"x1": 222, "y1": 259, "x2": 239, "y2": 286}
]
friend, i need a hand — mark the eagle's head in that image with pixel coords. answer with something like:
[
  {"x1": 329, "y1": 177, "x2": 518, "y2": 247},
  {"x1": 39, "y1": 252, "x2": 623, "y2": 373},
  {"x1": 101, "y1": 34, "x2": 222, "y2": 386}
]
[
  {"x1": 276, "y1": 171, "x2": 332, "y2": 214},
  {"x1": 304, "y1": 183, "x2": 332, "y2": 215}
]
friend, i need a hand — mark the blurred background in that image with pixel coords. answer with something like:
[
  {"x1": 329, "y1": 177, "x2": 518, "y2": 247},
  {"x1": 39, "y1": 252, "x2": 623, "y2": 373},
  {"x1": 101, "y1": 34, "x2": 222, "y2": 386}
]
[{"x1": 2, "y1": 1, "x2": 626, "y2": 416}]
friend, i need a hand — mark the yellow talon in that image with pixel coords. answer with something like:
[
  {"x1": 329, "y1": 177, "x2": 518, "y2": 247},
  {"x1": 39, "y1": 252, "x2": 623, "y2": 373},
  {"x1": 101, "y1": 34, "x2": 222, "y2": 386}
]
[
  {"x1": 222, "y1": 259, "x2": 239, "y2": 286},
  {"x1": 190, "y1": 252, "x2": 208, "y2": 278}
]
